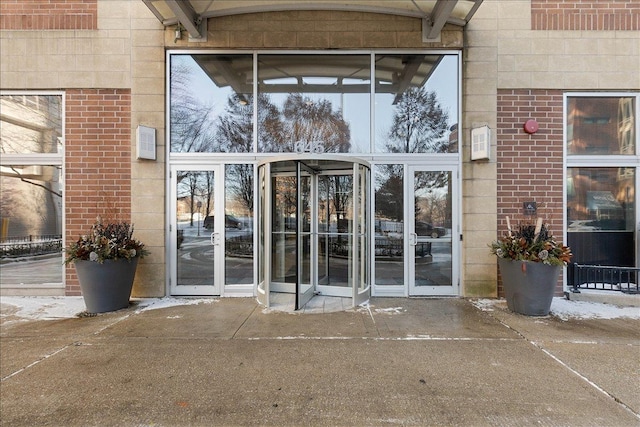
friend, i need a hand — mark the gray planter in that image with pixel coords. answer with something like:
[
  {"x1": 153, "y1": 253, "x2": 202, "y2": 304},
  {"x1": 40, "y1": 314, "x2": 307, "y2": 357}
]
[
  {"x1": 498, "y1": 258, "x2": 561, "y2": 316},
  {"x1": 75, "y1": 258, "x2": 139, "y2": 313}
]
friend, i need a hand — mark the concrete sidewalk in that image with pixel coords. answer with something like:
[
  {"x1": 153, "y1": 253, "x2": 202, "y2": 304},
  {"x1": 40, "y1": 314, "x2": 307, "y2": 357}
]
[{"x1": 1, "y1": 297, "x2": 639, "y2": 426}]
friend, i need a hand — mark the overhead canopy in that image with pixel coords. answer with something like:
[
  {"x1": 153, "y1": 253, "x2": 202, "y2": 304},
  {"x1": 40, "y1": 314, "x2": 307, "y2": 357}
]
[{"x1": 142, "y1": 0, "x2": 483, "y2": 42}]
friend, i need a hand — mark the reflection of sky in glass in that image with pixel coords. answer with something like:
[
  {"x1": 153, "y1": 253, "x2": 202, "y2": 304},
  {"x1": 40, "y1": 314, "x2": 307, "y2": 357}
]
[
  {"x1": 173, "y1": 55, "x2": 231, "y2": 118},
  {"x1": 174, "y1": 54, "x2": 458, "y2": 154}
]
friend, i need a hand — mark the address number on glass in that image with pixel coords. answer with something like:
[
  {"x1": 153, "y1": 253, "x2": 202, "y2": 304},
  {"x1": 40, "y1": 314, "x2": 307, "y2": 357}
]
[{"x1": 294, "y1": 140, "x2": 325, "y2": 153}]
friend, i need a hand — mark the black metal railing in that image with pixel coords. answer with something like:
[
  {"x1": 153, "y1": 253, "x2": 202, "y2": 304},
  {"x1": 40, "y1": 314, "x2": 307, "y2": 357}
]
[
  {"x1": 0, "y1": 235, "x2": 63, "y2": 258},
  {"x1": 225, "y1": 234, "x2": 253, "y2": 257},
  {"x1": 569, "y1": 263, "x2": 639, "y2": 294},
  {"x1": 374, "y1": 238, "x2": 432, "y2": 258}
]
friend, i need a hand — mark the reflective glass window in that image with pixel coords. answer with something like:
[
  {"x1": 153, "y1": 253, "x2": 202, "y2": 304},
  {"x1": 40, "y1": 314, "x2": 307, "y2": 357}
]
[
  {"x1": 1, "y1": 93, "x2": 63, "y2": 289},
  {"x1": 170, "y1": 54, "x2": 254, "y2": 153},
  {"x1": 225, "y1": 164, "x2": 254, "y2": 285},
  {"x1": 0, "y1": 95, "x2": 62, "y2": 154},
  {"x1": 374, "y1": 54, "x2": 458, "y2": 153},
  {"x1": 566, "y1": 96, "x2": 636, "y2": 155},
  {"x1": 257, "y1": 54, "x2": 371, "y2": 153},
  {"x1": 374, "y1": 164, "x2": 404, "y2": 286},
  {"x1": 567, "y1": 167, "x2": 636, "y2": 266},
  {"x1": 0, "y1": 165, "x2": 63, "y2": 285}
]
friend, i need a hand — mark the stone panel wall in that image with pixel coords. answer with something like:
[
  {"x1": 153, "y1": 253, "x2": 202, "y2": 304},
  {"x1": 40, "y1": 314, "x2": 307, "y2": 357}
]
[{"x1": 171, "y1": 10, "x2": 463, "y2": 49}]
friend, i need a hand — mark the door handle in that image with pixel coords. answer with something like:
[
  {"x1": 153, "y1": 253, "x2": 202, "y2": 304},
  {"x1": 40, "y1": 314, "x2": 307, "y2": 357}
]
[
  {"x1": 210, "y1": 232, "x2": 220, "y2": 245},
  {"x1": 409, "y1": 232, "x2": 417, "y2": 246}
]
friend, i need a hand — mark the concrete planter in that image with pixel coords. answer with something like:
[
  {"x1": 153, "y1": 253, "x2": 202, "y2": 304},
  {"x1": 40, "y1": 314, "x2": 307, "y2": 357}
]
[
  {"x1": 498, "y1": 258, "x2": 561, "y2": 316},
  {"x1": 75, "y1": 258, "x2": 139, "y2": 313}
]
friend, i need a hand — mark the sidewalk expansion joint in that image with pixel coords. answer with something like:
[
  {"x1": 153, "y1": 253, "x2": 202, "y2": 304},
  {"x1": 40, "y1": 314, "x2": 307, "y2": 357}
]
[
  {"x1": 1, "y1": 344, "x2": 71, "y2": 382},
  {"x1": 484, "y1": 310, "x2": 640, "y2": 421}
]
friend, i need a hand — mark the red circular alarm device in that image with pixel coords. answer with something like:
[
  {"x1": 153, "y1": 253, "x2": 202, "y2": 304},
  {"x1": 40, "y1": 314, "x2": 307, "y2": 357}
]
[{"x1": 523, "y1": 119, "x2": 539, "y2": 134}]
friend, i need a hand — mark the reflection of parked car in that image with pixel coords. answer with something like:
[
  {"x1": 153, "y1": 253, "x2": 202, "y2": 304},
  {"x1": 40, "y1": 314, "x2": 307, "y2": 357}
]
[
  {"x1": 415, "y1": 221, "x2": 446, "y2": 238},
  {"x1": 203, "y1": 215, "x2": 243, "y2": 230}
]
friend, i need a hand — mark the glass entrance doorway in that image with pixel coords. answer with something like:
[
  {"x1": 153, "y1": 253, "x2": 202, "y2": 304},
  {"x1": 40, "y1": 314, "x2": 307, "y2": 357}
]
[
  {"x1": 408, "y1": 166, "x2": 459, "y2": 295},
  {"x1": 169, "y1": 164, "x2": 255, "y2": 296},
  {"x1": 258, "y1": 156, "x2": 370, "y2": 310}
]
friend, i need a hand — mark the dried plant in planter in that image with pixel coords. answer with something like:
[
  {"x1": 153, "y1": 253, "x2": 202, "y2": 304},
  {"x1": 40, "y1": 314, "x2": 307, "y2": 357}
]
[
  {"x1": 65, "y1": 216, "x2": 148, "y2": 264},
  {"x1": 490, "y1": 217, "x2": 572, "y2": 266}
]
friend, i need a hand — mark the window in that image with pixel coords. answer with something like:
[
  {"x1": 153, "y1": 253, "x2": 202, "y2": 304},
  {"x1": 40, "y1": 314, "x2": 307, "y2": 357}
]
[
  {"x1": 257, "y1": 54, "x2": 371, "y2": 154},
  {"x1": 169, "y1": 54, "x2": 254, "y2": 153},
  {"x1": 168, "y1": 52, "x2": 460, "y2": 155},
  {"x1": 375, "y1": 54, "x2": 458, "y2": 153},
  {"x1": 565, "y1": 93, "x2": 639, "y2": 268},
  {"x1": 374, "y1": 164, "x2": 404, "y2": 286},
  {"x1": 567, "y1": 96, "x2": 635, "y2": 155},
  {"x1": 0, "y1": 93, "x2": 64, "y2": 290}
]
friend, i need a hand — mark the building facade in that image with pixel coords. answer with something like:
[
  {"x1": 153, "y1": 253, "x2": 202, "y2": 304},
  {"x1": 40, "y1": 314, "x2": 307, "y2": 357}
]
[{"x1": 1, "y1": 1, "x2": 638, "y2": 307}]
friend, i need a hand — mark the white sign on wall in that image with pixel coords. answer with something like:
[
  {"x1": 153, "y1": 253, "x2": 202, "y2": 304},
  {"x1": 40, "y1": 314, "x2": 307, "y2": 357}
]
[
  {"x1": 136, "y1": 125, "x2": 156, "y2": 160},
  {"x1": 471, "y1": 125, "x2": 490, "y2": 161}
]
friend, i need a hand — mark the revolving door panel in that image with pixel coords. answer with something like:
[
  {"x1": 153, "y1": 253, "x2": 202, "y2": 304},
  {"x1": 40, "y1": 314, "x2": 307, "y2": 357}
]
[
  {"x1": 258, "y1": 157, "x2": 370, "y2": 310},
  {"x1": 269, "y1": 166, "x2": 314, "y2": 309}
]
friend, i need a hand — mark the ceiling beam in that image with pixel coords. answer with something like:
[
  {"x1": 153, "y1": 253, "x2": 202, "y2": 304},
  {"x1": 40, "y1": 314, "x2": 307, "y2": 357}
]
[
  {"x1": 391, "y1": 56, "x2": 424, "y2": 105},
  {"x1": 422, "y1": 0, "x2": 458, "y2": 42},
  {"x1": 165, "y1": 0, "x2": 203, "y2": 39}
]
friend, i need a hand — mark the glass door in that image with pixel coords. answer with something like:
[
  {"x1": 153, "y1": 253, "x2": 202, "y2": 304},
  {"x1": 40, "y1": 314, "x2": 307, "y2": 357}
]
[
  {"x1": 296, "y1": 162, "x2": 315, "y2": 309},
  {"x1": 170, "y1": 165, "x2": 223, "y2": 295},
  {"x1": 317, "y1": 171, "x2": 354, "y2": 297},
  {"x1": 408, "y1": 166, "x2": 458, "y2": 296}
]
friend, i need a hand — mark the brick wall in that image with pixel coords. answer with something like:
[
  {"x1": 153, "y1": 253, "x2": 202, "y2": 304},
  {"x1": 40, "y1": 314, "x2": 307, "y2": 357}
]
[
  {"x1": 496, "y1": 89, "x2": 565, "y2": 295},
  {"x1": 65, "y1": 89, "x2": 132, "y2": 295},
  {"x1": 0, "y1": 0, "x2": 97, "y2": 30},
  {"x1": 532, "y1": 0, "x2": 640, "y2": 31}
]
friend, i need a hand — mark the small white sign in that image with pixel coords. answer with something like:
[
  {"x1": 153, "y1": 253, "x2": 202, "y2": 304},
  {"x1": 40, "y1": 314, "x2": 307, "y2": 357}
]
[
  {"x1": 471, "y1": 125, "x2": 490, "y2": 160},
  {"x1": 137, "y1": 125, "x2": 156, "y2": 160}
]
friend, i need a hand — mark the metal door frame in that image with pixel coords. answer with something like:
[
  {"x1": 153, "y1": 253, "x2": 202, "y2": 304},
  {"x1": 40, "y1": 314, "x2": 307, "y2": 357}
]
[
  {"x1": 169, "y1": 163, "x2": 224, "y2": 296},
  {"x1": 407, "y1": 164, "x2": 459, "y2": 296}
]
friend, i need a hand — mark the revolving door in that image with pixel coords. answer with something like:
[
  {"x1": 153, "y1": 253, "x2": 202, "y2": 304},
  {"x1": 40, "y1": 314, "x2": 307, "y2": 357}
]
[{"x1": 257, "y1": 156, "x2": 370, "y2": 310}]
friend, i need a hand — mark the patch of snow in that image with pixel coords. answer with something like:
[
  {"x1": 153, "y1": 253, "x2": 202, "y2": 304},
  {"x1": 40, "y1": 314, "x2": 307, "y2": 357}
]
[
  {"x1": 0, "y1": 296, "x2": 216, "y2": 321},
  {"x1": 374, "y1": 306, "x2": 405, "y2": 315},
  {"x1": 473, "y1": 297, "x2": 640, "y2": 320},
  {"x1": 550, "y1": 298, "x2": 639, "y2": 320},
  {"x1": 133, "y1": 297, "x2": 215, "y2": 313},
  {"x1": 0, "y1": 296, "x2": 86, "y2": 320},
  {"x1": 471, "y1": 299, "x2": 497, "y2": 312}
]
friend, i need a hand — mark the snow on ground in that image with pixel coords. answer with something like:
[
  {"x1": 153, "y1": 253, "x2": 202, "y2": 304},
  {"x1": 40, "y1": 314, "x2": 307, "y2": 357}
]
[
  {"x1": 1, "y1": 295, "x2": 638, "y2": 323},
  {"x1": 473, "y1": 297, "x2": 640, "y2": 320},
  {"x1": 0, "y1": 296, "x2": 215, "y2": 322}
]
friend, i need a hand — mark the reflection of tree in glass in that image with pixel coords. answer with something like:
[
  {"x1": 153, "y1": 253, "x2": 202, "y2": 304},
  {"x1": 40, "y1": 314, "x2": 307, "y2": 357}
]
[
  {"x1": 386, "y1": 87, "x2": 449, "y2": 154},
  {"x1": 280, "y1": 94, "x2": 351, "y2": 153},
  {"x1": 275, "y1": 176, "x2": 297, "y2": 228},
  {"x1": 179, "y1": 172, "x2": 214, "y2": 227},
  {"x1": 226, "y1": 164, "x2": 253, "y2": 211},
  {"x1": 319, "y1": 175, "x2": 352, "y2": 233},
  {"x1": 170, "y1": 62, "x2": 218, "y2": 153},
  {"x1": 415, "y1": 171, "x2": 451, "y2": 228},
  {"x1": 216, "y1": 94, "x2": 283, "y2": 153},
  {"x1": 375, "y1": 165, "x2": 403, "y2": 222},
  {"x1": 416, "y1": 186, "x2": 448, "y2": 225},
  {"x1": 384, "y1": 87, "x2": 451, "y2": 224}
]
